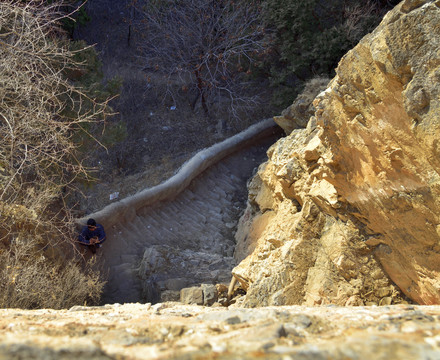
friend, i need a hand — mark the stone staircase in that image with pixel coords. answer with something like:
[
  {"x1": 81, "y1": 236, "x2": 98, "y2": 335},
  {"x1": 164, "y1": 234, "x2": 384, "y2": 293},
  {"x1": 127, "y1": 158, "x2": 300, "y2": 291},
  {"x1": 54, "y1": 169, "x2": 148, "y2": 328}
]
[{"x1": 79, "y1": 120, "x2": 281, "y2": 304}]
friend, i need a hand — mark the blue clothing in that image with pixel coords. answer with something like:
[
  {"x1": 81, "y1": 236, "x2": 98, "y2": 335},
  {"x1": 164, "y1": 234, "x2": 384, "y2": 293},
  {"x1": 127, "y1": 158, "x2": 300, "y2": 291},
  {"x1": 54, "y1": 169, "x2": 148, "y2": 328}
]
[{"x1": 78, "y1": 224, "x2": 106, "y2": 245}]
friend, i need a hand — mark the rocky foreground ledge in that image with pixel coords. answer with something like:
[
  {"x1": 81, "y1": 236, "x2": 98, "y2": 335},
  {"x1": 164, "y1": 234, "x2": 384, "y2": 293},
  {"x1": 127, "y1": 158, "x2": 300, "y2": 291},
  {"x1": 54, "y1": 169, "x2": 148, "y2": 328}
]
[{"x1": 1, "y1": 303, "x2": 440, "y2": 359}]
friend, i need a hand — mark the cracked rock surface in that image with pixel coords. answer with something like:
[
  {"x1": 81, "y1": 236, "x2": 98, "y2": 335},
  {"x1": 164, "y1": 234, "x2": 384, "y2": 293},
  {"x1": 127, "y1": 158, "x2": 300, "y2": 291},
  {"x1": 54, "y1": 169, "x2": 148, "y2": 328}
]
[{"x1": 1, "y1": 303, "x2": 440, "y2": 359}]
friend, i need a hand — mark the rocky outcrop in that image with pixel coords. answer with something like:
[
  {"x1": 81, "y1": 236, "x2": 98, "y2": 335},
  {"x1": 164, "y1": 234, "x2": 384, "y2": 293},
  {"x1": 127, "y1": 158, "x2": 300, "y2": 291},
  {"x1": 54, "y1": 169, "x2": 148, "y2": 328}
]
[
  {"x1": 232, "y1": 0, "x2": 440, "y2": 307},
  {"x1": 273, "y1": 76, "x2": 330, "y2": 134},
  {"x1": 1, "y1": 303, "x2": 440, "y2": 359},
  {"x1": 137, "y1": 245, "x2": 232, "y2": 303}
]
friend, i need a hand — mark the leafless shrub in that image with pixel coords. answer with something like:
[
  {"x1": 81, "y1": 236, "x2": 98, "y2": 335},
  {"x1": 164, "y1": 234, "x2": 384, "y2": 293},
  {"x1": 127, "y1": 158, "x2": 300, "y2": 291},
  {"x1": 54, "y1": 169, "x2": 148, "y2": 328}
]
[
  {"x1": 0, "y1": 1, "x2": 108, "y2": 208},
  {"x1": 0, "y1": 238, "x2": 104, "y2": 309},
  {"x1": 342, "y1": 0, "x2": 382, "y2": 43},
  {"x1": 0, "y1": 0, "x2": 108, "y2": 307},
  {"x1": 134, "y1": 0, "x2": 266, "y2": 119}
]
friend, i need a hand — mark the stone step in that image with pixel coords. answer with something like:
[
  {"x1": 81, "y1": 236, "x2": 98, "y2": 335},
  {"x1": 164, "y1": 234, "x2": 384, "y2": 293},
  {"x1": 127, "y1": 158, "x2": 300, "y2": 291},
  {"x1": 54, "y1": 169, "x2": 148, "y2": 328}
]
[{"x1": 98, "y1": 135, "x2": 279, "y2": 304}]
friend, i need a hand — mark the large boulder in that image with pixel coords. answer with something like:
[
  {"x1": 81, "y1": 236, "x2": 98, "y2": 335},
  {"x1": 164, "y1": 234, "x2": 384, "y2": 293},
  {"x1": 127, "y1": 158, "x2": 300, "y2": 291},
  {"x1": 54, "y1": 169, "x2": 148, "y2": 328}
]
[
  {"x1": 137, "y1": 245, "x2": 234, "y2": 303},
  {"x1": 232, "y1": 0, "x2": 440, "y2": 306},
  {"x1": 273, "y1": 77, "x2": 330, "y2": 134}
]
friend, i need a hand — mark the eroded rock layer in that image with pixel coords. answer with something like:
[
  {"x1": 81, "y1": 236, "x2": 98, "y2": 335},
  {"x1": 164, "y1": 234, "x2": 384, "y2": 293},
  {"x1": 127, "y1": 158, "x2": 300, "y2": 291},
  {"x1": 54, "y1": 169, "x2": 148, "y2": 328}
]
[{"x1": 232, "y1": 0, "x2": 440, "y2": 307}]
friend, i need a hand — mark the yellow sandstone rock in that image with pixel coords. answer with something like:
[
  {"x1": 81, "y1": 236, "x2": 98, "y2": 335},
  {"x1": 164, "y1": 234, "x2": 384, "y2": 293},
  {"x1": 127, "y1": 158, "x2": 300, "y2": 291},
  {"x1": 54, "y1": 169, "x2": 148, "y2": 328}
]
[{"x1": 233, "y1": 0, "x2": 440, "y2": 306}]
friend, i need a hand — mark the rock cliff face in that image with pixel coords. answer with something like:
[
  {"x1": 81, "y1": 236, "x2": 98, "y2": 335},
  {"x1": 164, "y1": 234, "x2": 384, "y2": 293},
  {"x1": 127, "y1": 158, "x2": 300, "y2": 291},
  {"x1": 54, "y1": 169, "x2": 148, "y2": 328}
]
[{"x1": 232, "y1": 0, "x2": 440, "y2": 307}]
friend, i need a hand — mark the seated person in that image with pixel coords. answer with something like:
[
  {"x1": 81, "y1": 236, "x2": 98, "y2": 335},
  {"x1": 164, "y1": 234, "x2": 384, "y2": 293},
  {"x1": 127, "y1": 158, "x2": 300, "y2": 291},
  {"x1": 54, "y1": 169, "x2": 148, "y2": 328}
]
[{"x1": 78, "y1": 218, "x2": 106, "y2": 254}]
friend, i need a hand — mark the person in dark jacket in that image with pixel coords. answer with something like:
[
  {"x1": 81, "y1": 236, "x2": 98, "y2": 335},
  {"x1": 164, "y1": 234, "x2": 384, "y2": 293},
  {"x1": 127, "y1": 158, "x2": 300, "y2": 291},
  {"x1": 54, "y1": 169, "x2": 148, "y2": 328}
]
[{"x1": 78, "y1": 218, "x2": 106, "y2": 254}]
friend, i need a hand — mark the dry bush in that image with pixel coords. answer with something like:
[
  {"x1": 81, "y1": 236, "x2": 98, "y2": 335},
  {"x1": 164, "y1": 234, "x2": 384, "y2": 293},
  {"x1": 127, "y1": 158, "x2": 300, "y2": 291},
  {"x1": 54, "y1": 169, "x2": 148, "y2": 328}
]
[
  {"x1": 342, "y1": 0, "x2": 383, "y2": 43},
  {"x1": 0, "y1": 0, "x2": 108, "y2": 210},
  {"x1": 0, "y1": 239, "x2": 104, "y2": 309},
  {"x1": 134, "y1": 0, "x2": 266, "y2": 119},
  {"x1": 0, "y1": 0, "x2": 108, "y2": 308}
]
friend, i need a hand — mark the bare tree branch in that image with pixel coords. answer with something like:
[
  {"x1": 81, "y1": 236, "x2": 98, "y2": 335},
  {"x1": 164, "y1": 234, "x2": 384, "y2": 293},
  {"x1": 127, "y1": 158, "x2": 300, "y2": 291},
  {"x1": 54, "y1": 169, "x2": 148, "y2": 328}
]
[
  {"x1": 134, "y1": 0, "x2": 266, "y2": 118},
  {"x1": 0, "y1": 0, "x2": 107, "y2": 309},
  {"x1": 0, "y1": 0, "x2": 109, "y2": 240}
]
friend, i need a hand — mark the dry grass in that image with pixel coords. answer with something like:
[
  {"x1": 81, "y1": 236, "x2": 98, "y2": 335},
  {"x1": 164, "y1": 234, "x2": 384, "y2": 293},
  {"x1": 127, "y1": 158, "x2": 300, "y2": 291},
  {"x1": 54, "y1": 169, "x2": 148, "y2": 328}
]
[{"x1": 0, "y1": 240, "x2": 104, "y2": 309}]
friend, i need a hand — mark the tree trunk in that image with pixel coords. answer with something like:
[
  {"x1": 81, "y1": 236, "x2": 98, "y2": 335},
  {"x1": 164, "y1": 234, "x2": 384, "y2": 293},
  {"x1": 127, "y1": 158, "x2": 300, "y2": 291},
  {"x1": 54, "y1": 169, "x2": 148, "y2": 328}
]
[{"x1": 194, "y1": 68, "x2": 209, "y2": 115}]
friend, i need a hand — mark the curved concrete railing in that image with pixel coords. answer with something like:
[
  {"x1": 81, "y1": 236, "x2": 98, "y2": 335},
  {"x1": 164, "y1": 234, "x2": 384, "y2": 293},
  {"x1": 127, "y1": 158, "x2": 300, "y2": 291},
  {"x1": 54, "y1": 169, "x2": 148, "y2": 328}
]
[{"x1": 77, "y1": 118, "x2": 279, "y2": 228}]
